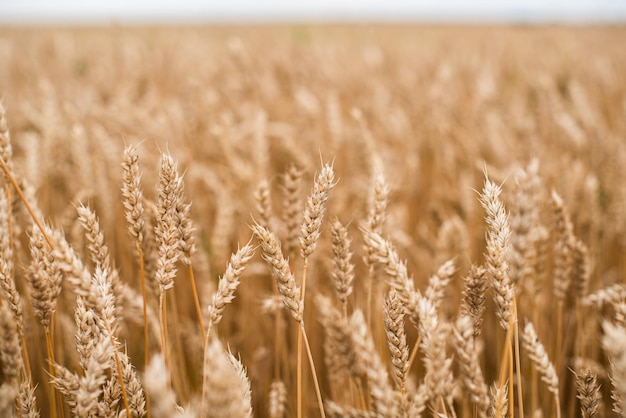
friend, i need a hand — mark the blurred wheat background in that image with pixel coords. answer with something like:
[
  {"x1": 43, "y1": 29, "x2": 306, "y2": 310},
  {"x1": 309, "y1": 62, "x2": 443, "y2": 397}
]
[{"x1": 0, "y1": 25, "x2": 626, "y2": 417}]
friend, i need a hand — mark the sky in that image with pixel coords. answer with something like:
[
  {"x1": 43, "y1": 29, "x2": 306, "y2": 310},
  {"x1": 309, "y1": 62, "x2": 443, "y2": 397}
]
[{"x1": 1, "y1": 0, "x2": 626, "y2": 24}]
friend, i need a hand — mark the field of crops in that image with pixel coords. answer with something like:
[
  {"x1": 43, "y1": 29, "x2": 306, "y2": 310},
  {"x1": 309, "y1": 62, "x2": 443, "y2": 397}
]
[{"x1": 0, "y1": 25, "x2": 626, "y2": 417}]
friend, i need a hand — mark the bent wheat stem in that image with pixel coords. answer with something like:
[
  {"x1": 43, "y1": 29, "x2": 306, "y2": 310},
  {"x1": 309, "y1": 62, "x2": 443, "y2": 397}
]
[
  {"x1": 0, "y1": 156, "x2": 53, "y2": 249},
  {"x1": 188, "y1": 264, "x2": 206, "y2": 344}
]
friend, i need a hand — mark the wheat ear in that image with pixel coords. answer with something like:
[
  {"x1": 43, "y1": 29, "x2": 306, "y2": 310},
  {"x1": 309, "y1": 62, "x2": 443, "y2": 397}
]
[
  {"x1": 252, "y1": 223, "x2": 325, "y2": 418},
  {"x1": 523, "y1": 321, "x2": 560, "y2": 418},
  {"x1": 575, "y1": 369, "x2": 601, "y2": 418}
]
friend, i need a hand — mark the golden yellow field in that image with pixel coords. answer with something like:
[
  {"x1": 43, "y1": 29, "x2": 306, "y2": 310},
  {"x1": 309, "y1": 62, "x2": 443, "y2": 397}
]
[{"x1": 1, "y1": 25, "x2": 626, "y2": 417}]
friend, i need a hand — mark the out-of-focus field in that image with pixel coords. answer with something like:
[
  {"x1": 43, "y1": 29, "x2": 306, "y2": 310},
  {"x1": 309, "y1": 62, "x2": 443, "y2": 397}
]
[{"x1": 1, "y1": 25, "x2": 626, "y2": 417}]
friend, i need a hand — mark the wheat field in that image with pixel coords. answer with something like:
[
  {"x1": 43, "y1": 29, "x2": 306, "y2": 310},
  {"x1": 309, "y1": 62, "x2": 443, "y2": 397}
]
[{"x1": 0, "y1": 25, "x2": 626, "y2": 417}]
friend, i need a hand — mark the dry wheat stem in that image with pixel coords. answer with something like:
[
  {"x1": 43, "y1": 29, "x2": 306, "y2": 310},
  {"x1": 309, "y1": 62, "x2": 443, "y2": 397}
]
[
  {"x1": 301, "y1": 323, "x2": 326, "y2": 418},
  {"x1": 187, "y1": 265, "x2": 206, "y2": 344},
  {"x1": 0, "y1": 156, "x2": 53, "y2": 249},
  {"x1": 44, "y1": 327, "x2": 58, "y2": 418}
]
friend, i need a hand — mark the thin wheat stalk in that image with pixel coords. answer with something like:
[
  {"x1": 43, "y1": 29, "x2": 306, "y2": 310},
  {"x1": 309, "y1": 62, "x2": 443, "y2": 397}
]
[{"x1": 0, "y1": 154, "x2": 53, "y2": 249}]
